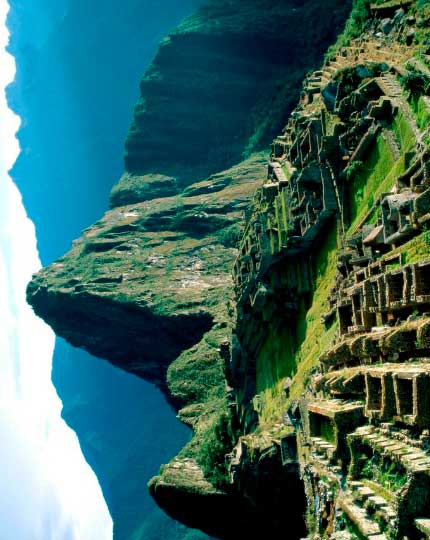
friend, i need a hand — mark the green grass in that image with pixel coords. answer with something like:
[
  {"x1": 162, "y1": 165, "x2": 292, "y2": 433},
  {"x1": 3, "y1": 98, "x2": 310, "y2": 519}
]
[
  {"x1": 347, "y1": 133, "x2": 395, "y2": 233},
  {"x1": 178, "y1": 396, "x2": 235, "y2": 488},
  {"x1": 387, "y1": 231, "x2": 430, "y2": 265},
  {"x1": 361, "y1": 479, "x2": 397, "y2": 504},
  {"x1": 319, "y1": 416, "x2": 336, "y2": 444},
  {"x1": 347, "y1": 110, "x2": 417, "y2": 235},
  {"x1": 281, "y1": 163, "x2": 292, "y2": 180},
  {"x1": 411, "y1": 95, "x2": 430, "y2": 131},
  {"x1": 361, "y1": 452, "x2": 407, "y2": 493},
  {"x1": 256, "y1": 290, "x2": 309, "y2": 394},
  {"x1": 392, "y1": 110, "x2": 416, "y2": 152},
  {"x1": 167, "y1": 326, "x2": 227, "y2": 407},
  {"x1": 256, "y1": 226, "x2": 339, "y2": 428}
]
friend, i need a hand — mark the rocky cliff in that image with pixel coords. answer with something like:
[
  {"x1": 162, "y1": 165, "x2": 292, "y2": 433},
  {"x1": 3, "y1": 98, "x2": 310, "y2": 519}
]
[
  {"x1": 123, "y1": 0, "x2": 352, "y2": 182},
  {"x1": 31, "y1": 0, "x2": 430, "y2": 539}
]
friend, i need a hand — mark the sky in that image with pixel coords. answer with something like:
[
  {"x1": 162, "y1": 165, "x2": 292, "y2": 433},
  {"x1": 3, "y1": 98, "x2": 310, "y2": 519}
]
[{"x1": 0, "y1": 1, "x2": 113, "y2": 537}]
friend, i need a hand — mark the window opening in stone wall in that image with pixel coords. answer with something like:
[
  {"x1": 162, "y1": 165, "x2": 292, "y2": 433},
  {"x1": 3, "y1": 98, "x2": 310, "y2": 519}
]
[
  {"x1": 339, "y1": 304, "x2": 353, "y2": 335},
  {"x1": 396, "y1": 377, "x2": 414, "y2": 417},
  {"x1": 367, "y1": 376, "x2": 383, "y2": 412},
  {"x1": 369, "y1": 279, "x2": 379, "y2": 307},
  {"x1": 415, "y1": 264, "x2": 430, "y2": 298},
  {"x1": 386, "y1": 272, "x2": 404, "y2": 304},
  {"x1": 363, "y1": 309, "x2": 377, "y2": 329},
  {"x1": 309, "y1": 412, "x2": 335, "y2": 444},
  {"x1": 352, "y1": 292, "x2": 363, "y2": 326}
]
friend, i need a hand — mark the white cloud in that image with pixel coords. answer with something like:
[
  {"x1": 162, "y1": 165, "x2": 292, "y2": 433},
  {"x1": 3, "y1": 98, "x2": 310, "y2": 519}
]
[{"x1": 0, "y1": 1, "x2": 113, "y2": 538}]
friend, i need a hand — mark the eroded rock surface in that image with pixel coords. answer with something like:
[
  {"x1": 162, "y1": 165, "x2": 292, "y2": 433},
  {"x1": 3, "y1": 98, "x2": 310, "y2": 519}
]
[{"x1": 28, "y1": 155, "x2": 264, "y2": 390}]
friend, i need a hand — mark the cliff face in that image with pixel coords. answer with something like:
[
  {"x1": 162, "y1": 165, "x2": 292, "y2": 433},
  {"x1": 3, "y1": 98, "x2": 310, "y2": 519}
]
[
  {"x1": 29, "y1": 152, "x2": 303, "y2": 539},
  {"x1": 7, "y1": 0, "x2": 204, "y2": 263},
  {"x1": 25, "y1": 0, "x2": 362, "y2": 538},
  {"x1": 124, "y1": 0, "x2": 352, "y2": 182},
  {"x1": 29, "y1": 155, "x2": 264, "y2": 392}
]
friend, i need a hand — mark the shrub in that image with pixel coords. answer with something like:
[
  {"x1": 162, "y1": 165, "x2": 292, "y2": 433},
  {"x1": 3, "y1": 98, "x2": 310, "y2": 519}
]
[
  {"x1": 196, "y1": 399, "x2": 236, "y2": 488},
  {"x1": 346, "y1": 160, "x2": 364, "y2": 181},
  {"x1": 326, "y1": 0, "x2": 372, "y2": 58},
  {"x1": 219, "y1": 223, "x2": 244, "y2": 248},
  {"x1": 400, "y1": 70, "x2": 430, "y2": 97}
]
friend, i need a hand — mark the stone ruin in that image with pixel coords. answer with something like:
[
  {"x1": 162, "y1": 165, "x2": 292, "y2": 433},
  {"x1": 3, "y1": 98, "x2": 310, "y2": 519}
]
[{"x1": 227, "y1": 3, "x2": 430, "y2": 540}]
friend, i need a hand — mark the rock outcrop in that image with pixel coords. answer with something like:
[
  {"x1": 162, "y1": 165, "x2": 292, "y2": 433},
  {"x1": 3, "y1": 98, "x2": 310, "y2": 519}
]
[{"x1": 28, "y1": 155, "x2": 264, "y2": 392}]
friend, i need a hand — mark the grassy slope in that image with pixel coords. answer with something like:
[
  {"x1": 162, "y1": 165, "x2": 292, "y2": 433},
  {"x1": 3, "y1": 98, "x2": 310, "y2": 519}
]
[{"x1": 251, "y1": 0, "x2": 429, "y2": 434}]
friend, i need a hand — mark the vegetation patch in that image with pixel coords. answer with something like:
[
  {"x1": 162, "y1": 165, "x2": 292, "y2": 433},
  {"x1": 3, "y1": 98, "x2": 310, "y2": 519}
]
[
  {"x1": 347, "y1": 109, "x2": 417, "y2": 235},
  {"x1": 326, "y1": 0, "x2": 372, "y2": 59},
  {"x1": 178, "y1": 396, "x2": 236, "y2": 488},
  {"x1": 360, "y1": 452, "x2": 407, "y2": 492},
  {"x1": 257, "y1": 225, "x2": 339, "y2": 429},
  {"x1": 410, "y1": 94, "x2": 430, "y2": 131}
]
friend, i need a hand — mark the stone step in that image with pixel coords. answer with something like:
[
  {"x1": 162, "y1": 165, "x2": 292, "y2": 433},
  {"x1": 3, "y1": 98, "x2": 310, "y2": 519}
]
[
  {"x1": 381, "y1": 506, "x2": 397, "y2": 520},
  {"x1": 351, "y1": 480, "x2": 397, "y2": 521},
  {"x1": 339, "y1": 495, "x2": 381, "y2": 537},
  {"x1": 355, "y1": 486, "x2": 374, "y2": 502},
  {"x1": 390, "y1": 445, "x2": 410, "y2": 457},
  {"x1": 356, "y1": 426, "x2": 375, "y2": 436},
  {"x1": 415, "y1": 518, "x2": 430, "y2": 537},
  {"x1": 379, "y1": 439, "x2": 400, "y2": 450},
  {"x1": 313, "y1": 439, "x2": 337, "y2": 462},
  {"x1": 370, "y1": 436, "x2": 390, "y2": 445},
  {"x1": 365, "y1": 434, "x2": 381, "y2": 441},
  {"x1": 353, "y1": 428, "x2": 430, "y2": 473},
  {"x1": 319, "y1": 442, "x2": 336, "y2": 450},
  {"x1": 404, "y1": 452, "x2": 428, "y2": 461},
  {"x1": 411, "y1": 463, "x2": 430, "y2": 473},
  {"x1": 381, "y1": 442, "x2": 402, "y2": 452},
  {"x1": 349, "y1": 480, "x2": 364, "y2": 489},
  {"x1": 306, "y1": 85, "x2": 321, "y2": 95},
  {"x1": 400, "y1": 452, "x2": 430, "y2": 469},
  {"x1": 367, "y1": 495, "x2": 388, "y2": 510},
  {"x1": 325, "y1": 65, "x2": 337, "y2": 74}
]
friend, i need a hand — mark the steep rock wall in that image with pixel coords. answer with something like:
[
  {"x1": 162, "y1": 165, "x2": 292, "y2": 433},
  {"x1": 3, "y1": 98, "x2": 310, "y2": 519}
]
[
  {"x1": 28, "y1": 155, "x2": 265, "y2": 391},
  {"x1": 124, "y1": 0, "x2": 352, "y2": 182}
]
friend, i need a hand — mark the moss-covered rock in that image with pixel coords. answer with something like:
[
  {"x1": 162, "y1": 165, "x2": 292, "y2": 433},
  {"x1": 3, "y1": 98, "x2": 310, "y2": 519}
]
[{"x1": 109, "y1": 172, "x2": 179, "y2": 207}]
